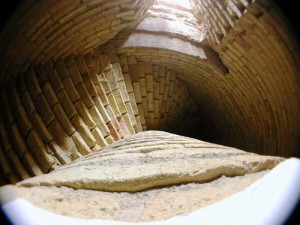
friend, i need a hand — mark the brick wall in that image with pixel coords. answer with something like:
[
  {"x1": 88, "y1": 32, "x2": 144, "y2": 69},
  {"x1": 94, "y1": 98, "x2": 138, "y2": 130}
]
[
  {"x1": 0, "y1": 0, "x2": 154, "y2": 83},
  {"x1": 0, "y1": 54, "x2": 136, "y2": 184},
  {"x1": 0, "y1": 53, "x2": 197, "y2": 185},
  {"x1": 0, "y1": 0, "x2": 299, "y2": 184},
  {"x1": 189, "y1": 0, "x2": 300, "y2": 156},
  {"x1": 100, "y1": 0, "x2": 300, "y2": 156}
]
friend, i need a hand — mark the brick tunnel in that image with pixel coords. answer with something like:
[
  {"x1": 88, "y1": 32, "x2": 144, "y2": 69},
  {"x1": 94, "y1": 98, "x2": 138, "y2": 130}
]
[{"x1": 0, "y1": 0, "x2": 299, "y2": 186}]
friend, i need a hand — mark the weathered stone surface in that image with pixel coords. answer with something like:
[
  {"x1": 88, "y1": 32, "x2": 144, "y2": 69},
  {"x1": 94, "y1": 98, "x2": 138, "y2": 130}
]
[
  {"x1": 18, "y1": 131, "x2": 283, "y2": 192},
  {"x1": 0, "y1": 131, "x2": 286, "y2": 222},
  {"x1": 0, "y1": 169, "x2": 272, "y2": 222}
]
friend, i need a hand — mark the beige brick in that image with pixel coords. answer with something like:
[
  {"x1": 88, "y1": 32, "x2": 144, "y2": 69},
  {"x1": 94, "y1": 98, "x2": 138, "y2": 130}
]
[
  {"x1": 154, "y1": 118, "x2": 159, "y2": 129},
  {"x1": 78, "y1": 5, "x2": 105, "y2": 22},
  {"x1": 137, "y1": 103, "x2": 146, "y2": 125},
  {"x1": 52, "y1": 103, "x2": 76, "y2": 136},
  {"x1": 107, "y1": 54, "x2": 119, "y2": 64},
  {"x1": 105, "y1": 135, "x2": 114, "y2": 145},
  {"x1": 69, "y1": 151, "x2": 82, "y2": 161},
  {"x1": 125, "y1": 101, "x2": 136, "y2": 122},
  {"x1": 84, "y1": 0, "x2": 105, "y2": 7},
  {"x1": 107, "y1": 93, "x2": 122, "y2": 118},
  {"x1": 147, "y1": 92, "x2": 154, "y2": 112},
  {"x1": 35, "y1": 94, "x2": 55, "y2": 126},
  {"x1": 148, "y1": 112, "x2": 154, "y2": 129},
  {"x1": 153, "y1": 82, "x2": 160, "y2": 100},
  {"x1": 47, "y1": 70, "x2": 64, "y2": 94},
  {"x1": 75, "y1": 55, "x2": 88, "y2": 74},
  {"x1": 67, "y1": 64, "x2": 82, "y2": 85},
  {"x1": 48, "y1": 141, "x2": 71, "y2": 165},
  {"x1": 129, "y1": 92, "x2": 139, "y2": 115},
  {"x1": 123, "y1": 73, "x2": 134, "y2": 93},
  {"x1": 142, "y1": 97, "x2": 149, "y2": 118},
  {"x1": 146, "y1": 74, "x2": 154, "y2": 92},
  {"x1": 74, "y1": 100, "x2": 96, "y2": 129},
  {"x1": 135, "y1": 115, "x2": 143, "y2": 132},
  {"x1": 154, "y1": 100, "x2": 160, "y2": 118},
  {"x1": 42, "y1": 82, "x2": 59, "y2": 107},
  {"x1": 104, "y1": 70, "x2": 118, "y2": 90},
  {"x1": 43, "y1": 32, "x2": 65, "y2": 54},
  {"x1": 88, "y1": 105, "x2": 110, "y2": 136},
  {"x1": 152, "y1": 65, "x2": 160, "y2": 80},
  {"x1": 81, "y1": 73, "x2": 98, "y2": 97},
  {"x1": 46, "y1": 119, "x2": 72, "y2": 152},
  {"x1": 144, "y1": 63, "x2": 152, "y2": 74},
  {"x1": 112, "y1": 89, "x2": 127, "y2": 114},
  {"x1": 127, "y1": 55, "x2": 137, "y2": 65},
  {"x1": 70, "y1": 35, "x2": 86, "y2": 49},
  {"x1": 76, "y1": 82, "x2": 94, "y2": 108},
  {"x1": 123, "y1": 113, "x2": 135, "y2": 135},
  {"x1": 165, "y1": 70, "x2": 171, "y2": 84},
  {"x1": 159, "y1": 77, "x2": 165, "y2": 95},
  {"x1": 100, "y1": 79, "x2": 111, "y2": 94},
  {"x1": 71, "y1": 132, "x2": 91, "y2": 156},
  {"x1": 163, "y1": 84, "x2": 169, "y2": 101},
  {"x1": 112, "y1": 63, "x2": 124, "y2": 82},
  {"x1": 58, "y1": 3, "x2": 87, "y2": 23},
  {"x1": 118, "y1": 81, "x2": 129, "y2": 102},
  {"x1": 85, "y1": 32, "x2": 99, "y2": 43},
  {"x1": 71, "y1": 115, "x2": 96, "y2": 148},
  {"x1": 55, "y1": 59, "x2": 70, "y2": 80},
  {"x1": 91, "y1": 71, "x2": 101, "y2": 85},
  {"x1": 93, "y1": 96, "x2": 111, "y2": 124},
  {"x1": 78, "y1": 37, "x2": 102, "y2": 52},
  {"x1": 133, "y1": 82, "x2": 142, "y2": 103},
  {"x1": 105, "y1": 105, "x2": 122, "y2": 135},
  {"x1": 30, "y1": 111, "x2": 53, "y2": 143},
  {"x1": 26, "y1": 130, "x2": 55, "y2": 173},
  {"x1": 139, "y1": 78, "x2": 147, "y2": 97},
  {"x1": 57, "y1": 89, "x2": 78, "y2": 119},
  {"x1": 107, "y1": 122, "x2": 121, "y2": 141},
  {"x1": 129, "y1": 65, "x2": 139, "y2": 82},
  {"x1": 118, "y1": 117, "x2": 131, "y2": 138},
  {"x1": 22, "y1": 153, "x2": 43, "y2": 176},
  {"x1": 91, "y1": 128, "x2": 108, "y2": 147},
  {"x1": 142, "y1": 125, "x2": 147, "y2": 131},
  {"x1": 95, "y1": 83, "x2": 109, "y2": 106},
  {"x1": 94, "y1": 19, "x2": 113, "y2": 31},
  {"x1": 66, "y1": 18, "x2": 91, "y2": 36},
  {"x1": 168, "y1": 80, "x2": 175, "y2": 97},
  {"x1": 136, "y1": 62, "x2": 145, "y2": 78},
  {"x1": 120, "y1": 55, "x2": 129, "y2": 73},
  {"x1": 62, "y1": 76, "x2": 81, "y2": 103}
]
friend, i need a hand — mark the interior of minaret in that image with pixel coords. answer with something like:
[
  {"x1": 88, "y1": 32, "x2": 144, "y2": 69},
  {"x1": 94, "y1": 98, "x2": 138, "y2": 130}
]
[{"x1": 0, "y1": 0, "x2": 299, "y2": 185}]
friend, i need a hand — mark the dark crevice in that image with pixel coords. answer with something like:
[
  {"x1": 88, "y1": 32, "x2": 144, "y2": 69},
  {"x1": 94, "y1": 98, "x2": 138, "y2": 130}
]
[
  {"x1": 171, "y1": 107, "x2": 222, "y2": 145},
  {"x1": 0, "y1": 0, "x2": 23, "y2": 32}
]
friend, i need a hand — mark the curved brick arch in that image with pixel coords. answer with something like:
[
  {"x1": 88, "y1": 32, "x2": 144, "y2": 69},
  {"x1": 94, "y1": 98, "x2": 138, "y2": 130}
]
[{"x1": 0, "y1": 0, "x2": 299, "y2": 185}]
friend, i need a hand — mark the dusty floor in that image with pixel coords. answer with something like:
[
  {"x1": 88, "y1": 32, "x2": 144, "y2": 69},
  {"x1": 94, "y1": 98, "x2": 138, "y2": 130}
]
[{"x1": 1, "y1": 170, "x2": 269, "y2": 222}]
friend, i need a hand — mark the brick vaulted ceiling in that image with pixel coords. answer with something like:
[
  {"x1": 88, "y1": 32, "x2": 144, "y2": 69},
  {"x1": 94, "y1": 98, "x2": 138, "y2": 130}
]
[{"x1": 0, "y1": 0, "x2": 299, "y2": 184}]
